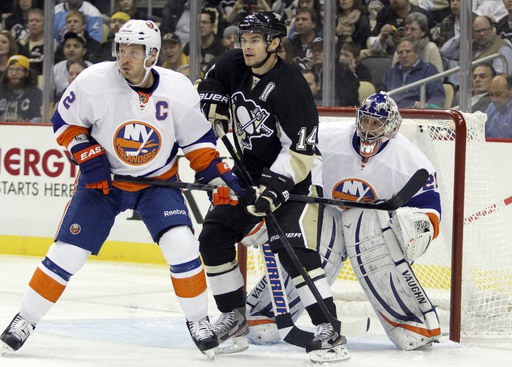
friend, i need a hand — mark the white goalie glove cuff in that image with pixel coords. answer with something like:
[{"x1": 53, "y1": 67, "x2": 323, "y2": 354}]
[
  {"x1": 389, "y1": 207, "x2": 434, "y2": 263},
  {"x1": 240, "y1": 220, "x2": 268, "y2": 248}
]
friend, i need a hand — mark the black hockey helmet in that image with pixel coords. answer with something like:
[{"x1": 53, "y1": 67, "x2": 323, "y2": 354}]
[{"x1": 236, "y1": 12, "x2": 287, "y2": 50}]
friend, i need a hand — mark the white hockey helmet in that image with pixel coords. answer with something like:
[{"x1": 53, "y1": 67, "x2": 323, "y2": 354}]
[
  {"x1": 356, "y1": 92, "x2": 402, "y2": 158},
  {"x1": 113, "y1": 19, "x2": 161, "y2": 64}
]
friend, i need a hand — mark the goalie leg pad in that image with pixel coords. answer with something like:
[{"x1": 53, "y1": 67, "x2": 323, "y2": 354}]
[{"x1": 342, "y1": 208, "x2": 441, "y2": 350}]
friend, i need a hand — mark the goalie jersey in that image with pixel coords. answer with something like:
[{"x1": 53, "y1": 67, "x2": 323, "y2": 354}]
[
  {"x1": 52, "y1": 62, "x2": 218, "y2": 190},
  {"x1": 318, "y1": 121, "x2": 441, "y2": 237},
  {"x1": 204, "y1": 49, "x2": 321, "y2": 193}
]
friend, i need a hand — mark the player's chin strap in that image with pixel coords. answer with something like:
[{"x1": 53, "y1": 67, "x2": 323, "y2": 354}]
[
  {"x1": 125, "y1": 58, "x2": 154, "y2": 87},
  {"x1": 252, "y1": 45, "x2": 278, "y2": 69}
]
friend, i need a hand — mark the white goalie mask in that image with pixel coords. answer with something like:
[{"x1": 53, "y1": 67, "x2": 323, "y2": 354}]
[
  {"x1": 113, "y1": 19, "x2": 161, "y2": 86},
  {"x1": 356, "y1": 92, "x2": 402, "y2": 158}
]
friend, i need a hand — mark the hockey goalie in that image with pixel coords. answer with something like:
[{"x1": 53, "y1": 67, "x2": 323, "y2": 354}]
[{"x1": 244, "y1": 92, "x2": 442, "y2": 351}]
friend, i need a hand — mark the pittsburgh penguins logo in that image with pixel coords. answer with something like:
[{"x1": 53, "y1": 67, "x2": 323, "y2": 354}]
[
  {"x1": 231, "y1": 92, "x2": 273, "y2": 151},
  {"x1": 113, "y1": 121, "x2": 162, "y2": 166},
  {"x1": 332, "y1": 178, "x2": 377, "y2": 209}
]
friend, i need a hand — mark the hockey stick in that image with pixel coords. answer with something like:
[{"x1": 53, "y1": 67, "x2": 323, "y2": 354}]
[
  {"x1": 464, "y1": 195, "x2": 512, "y2": 224},
  {"x1": 212, "y1": 125, "x2": 343, "y2": 336},
  {"x1": 113, "y1": 168, "x2": 429, "y2": 211}
]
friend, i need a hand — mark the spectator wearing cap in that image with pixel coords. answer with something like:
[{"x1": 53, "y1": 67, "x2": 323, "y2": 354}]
[
  {"x1": 160, "y1": 33, "x2": 189, "y2": 71},
  {"x1": 183, "y1": 7, "x2": 224, "y2": 74},
  {"x1": 222, "y1": 25, "x2": 237, "y2": 51},
  {"x1": 97, "y1": 11, "x2": 131, "y2": 62},
  {"x1": 53, "y1": 32, "x2": 93, "y2": 98},
  {"x1": 18, "y1": 8, "x2": 45, "y2": 75},
  {"x1": 55, "y1": 10, "x2": 101, "y2": 63},
  {"x1": 54, "y1": 0, "x2": 103, "y2": 44},
  {"x1": 0, "y1": 54, "x2": 42, "y2": 122}
]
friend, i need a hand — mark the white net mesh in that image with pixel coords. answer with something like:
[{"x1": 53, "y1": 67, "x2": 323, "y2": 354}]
[{"x1": 243, "y1": 111, "x2": 512, "y2": 338}]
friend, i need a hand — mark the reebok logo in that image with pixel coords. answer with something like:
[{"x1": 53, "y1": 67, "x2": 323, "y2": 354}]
[{"x1": 163, "y1": 209, "x2": 187, "y2": 217}]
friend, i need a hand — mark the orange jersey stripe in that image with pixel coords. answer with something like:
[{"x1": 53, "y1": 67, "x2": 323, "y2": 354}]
[
  {"x1": 171, "y1": 270, "x2": 207, "y2": 298},
  {"x1": 426, "y1": 212, "x2": 440, "y2": 239},
  {"x1": 56, "y1": 126, "x2": 89, "y2": 147},
  {"x1": 29, "y1": 268, "x2": 66, "y2": 303},
  {"x1": 247, "y1": 319, "x2": 276, "y2": 327},
  {"x1": 380, "y1": 312, "x2": 441, "y2": 338},
  {"x1": 185, "y1": 148, "x2": 219, "y2": 172},
  {"x1": 112, "y1": 162, "x2": 179, "y2": 192}
]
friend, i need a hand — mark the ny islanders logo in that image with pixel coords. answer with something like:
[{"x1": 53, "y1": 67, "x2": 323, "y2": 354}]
[
  {"x1": 231, "y1": 92, "x2": 273, "y2": 151},
  {"x1": 332, "y1": 178, "x2": 377, "y2": 209},
  {"x1": 113, "y1": 121, "x2": 162, "y2": 165}
]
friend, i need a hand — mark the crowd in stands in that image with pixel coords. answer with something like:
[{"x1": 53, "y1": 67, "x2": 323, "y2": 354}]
[{"x1": 0, "y1": 0, "x2": 510, "y2": 138}]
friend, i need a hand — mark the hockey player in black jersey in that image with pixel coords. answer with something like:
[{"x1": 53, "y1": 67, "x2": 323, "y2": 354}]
[{"x1": 197, "y1": 12, "x2": 349, "y2": 363}]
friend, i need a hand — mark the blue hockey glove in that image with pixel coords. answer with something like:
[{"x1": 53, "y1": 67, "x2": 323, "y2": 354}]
[
  {"x1": 70, "y1": 135, "x2": 111, "y2": 195},
  {"x1": 195, "y1": 159, "x2": 244, "y2": 206},
  {"x1": 246, "y1": 168, "x2": 294, "y2": 217}
]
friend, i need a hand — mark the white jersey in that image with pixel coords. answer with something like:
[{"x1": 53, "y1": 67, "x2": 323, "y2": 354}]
[
  {"x1": 53, "y1": 62, "x2": 216, "y2": 181},
  {"x1": 318, "y1": 121, "x2": 441, "y2": 229}
]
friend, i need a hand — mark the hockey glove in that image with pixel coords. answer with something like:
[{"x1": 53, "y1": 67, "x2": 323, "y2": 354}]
[
  {"x1": 389, "y1": 207, "x2": 434, "y2": 262},
  {"x1": 195, "y1": 159, "x2": 244, "y2": 206},
  {"x1": 70, "y1": 134, "x2": 112, "y2": 195},
  {"x1": 197, "y1": 78, "x2": 230, "y2": 136},
  {"x1": 246, "y1": 168, "x2": 294, "y2": 217}
]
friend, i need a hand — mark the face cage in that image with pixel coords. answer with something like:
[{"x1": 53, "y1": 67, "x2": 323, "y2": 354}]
[{"x1": 356, "y1": 111, "x2": 391, "y2": 158}]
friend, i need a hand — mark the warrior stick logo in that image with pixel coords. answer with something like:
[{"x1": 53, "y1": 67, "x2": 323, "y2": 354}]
[
  {"x1": 113, "y1": 121, "x2": 162, "y2": 166},
  {"x1": 231, "y1": 92, "x2": 273, "y2": 151},
  {"x1": 262, "y1": 245, "x2": 288, "y2": 314}
]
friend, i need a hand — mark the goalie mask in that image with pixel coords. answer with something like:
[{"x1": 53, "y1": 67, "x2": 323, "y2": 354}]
[
  {"x1": 356, "y1": 92, "x2": 402, "y2": 158},
  {"x1": 235, "y1": 12, "x2": 287, "y2": 67},
  {"x1": 114, "y1": 19, "x2": 161, "y2": 86}
]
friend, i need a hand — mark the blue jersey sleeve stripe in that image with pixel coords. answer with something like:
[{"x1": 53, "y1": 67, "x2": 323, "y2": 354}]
[
  {"x1": 406, "y1": 190, "x2": 442, "y2": 218},
  {"x1": 51, "y1": 109, "x2": 68, "y2": 133},
  {"x1": 181, "y1": 128, "x2": 217, "y2": 149}
]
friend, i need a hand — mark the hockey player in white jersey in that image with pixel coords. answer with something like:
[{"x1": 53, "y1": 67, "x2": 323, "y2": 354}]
[
  {"x1": 244, "y1": 92, "x2": 442, "y2": 350},
  {"x1": 0, "y1": 20, "x2": 245, "y2": 359}
]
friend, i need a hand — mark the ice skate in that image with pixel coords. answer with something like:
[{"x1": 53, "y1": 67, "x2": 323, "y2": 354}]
[
  {"x1": 186, "y1": 316, "x2": 219, "y2": 359},
  {"x1": 0, "y1": 313, "x2": 36, "y2": 355},
  {"x1": 212, "y1": 306, "x2": 249, "y2": 355},
  {"x1": 305, "y1": 323, "x2": 350, "y2": 364}
]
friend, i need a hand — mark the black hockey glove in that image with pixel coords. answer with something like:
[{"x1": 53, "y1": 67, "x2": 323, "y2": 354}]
[
  {"x1": 246, "y1": 168, "x2": 295, "y2": 217},
  {"x1": 197, "y1": 78, "x2": 230, "y2": 136}
]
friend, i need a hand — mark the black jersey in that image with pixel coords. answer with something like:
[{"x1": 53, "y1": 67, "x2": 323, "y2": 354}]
[{"x1": 204, "y1": 49, "x2": 321, "y2": 193}]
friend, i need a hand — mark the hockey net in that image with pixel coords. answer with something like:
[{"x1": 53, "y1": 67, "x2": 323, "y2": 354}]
[{"x1": 240, "y1": 107, "x2": 512, "y2": 342}]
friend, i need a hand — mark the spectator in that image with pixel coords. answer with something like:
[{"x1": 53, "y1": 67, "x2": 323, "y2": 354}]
[
  {"x1": 4, "y1": 0, "x2": 40, "y2": 42},
  {"x1": 0, "y1": 55, "x2": 42, "y2": 122},
  {"x1": 300, "y1": 68, "x2": 322, "y2": 106},
  {"x1": 417, "y1": 0, "x2": 450, "y2": 23},
  {"x1": 470, "y1": 63, "x2": 496, "y2": 112},
  {"x1": 277, "y1": 38, "x2": 294, "y2": 63},
  {"x1": 55, "y1": 10, "x2": 101, "y2": 63},
  {"x1": 367, "y1": 0, "x2": 386, "y2": 32},
  {"x1": 364, "y1": 0, "x2": 435, "y2": 58},
  {"x1": 54, "y1": 0, "x2": 103, "y2": 44},
  {"x1": 383, "y1": 36, "x2": 445, "y2": 108},
  {"x1": 472, "y1": 16, "x2": 512, "y2": 75},
  {"x1": 435, "y1": 0, "x2": 461, "y2": 47},
  {"x1": 391, "y1": 12, "x2": 444, "y2": 72},
  {"x1": 473, "y1": 0, "x2": 507, "y2": 23},
  {"x1": 18, "y1": 8, "x2": 45, "y2": 75},
  {"x1": 290, "y1": 7, "x2": 322, "y2": 66},
  {"x1": 309, "y1": 40, "x2": 359, "y2": 107},
  {"x1": 160, "y1": 33, "x2": 189, "y2": 71},
  {"x1": 496, "y1": 0, "x2": 512, "y2": 43},
  {"x1": 485, "y1": 73, "x2": 512, "y2": 138},
  {"x1": 97, "y1": 11, "x2": 131, "y2": 62},
  {"x1": 0, "y1": 31, "x2": 19, "y2": 77},
  {"x1": 67, "y1": 59, "x2": 88, "y2": 84},
  {"x1": 183, "y1": 7, "x2": 224, "y2": 74},
  {"x1": 225, "y1": 0, "x2": 272, "y2": 25},
  {"x1": 287, "y1": 0, "x2": 323, "y2": 39},
  {"x1": 53, "y1": 32, "x2": 93, "y2": 99},
  {"x1": 222, "y1": 25, "x2": 237, "y2": 52},
  {"x1": 160, "y1": 0, "x2": 190, "y2": 44},
  {"x1": 336, "y1": 0, "x2": 370, "y2": 50},
  {"x1": 339, "y1": 41, "x2": 372, "y2": 82},
  {"x1": 113, "y1": 0, "x2": 146, "y2": 20}
]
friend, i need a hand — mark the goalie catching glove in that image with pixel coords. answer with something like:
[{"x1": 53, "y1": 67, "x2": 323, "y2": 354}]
[
  {"x1": 69, "y1": 134, "x2": 111, "y2": 195},
  {"x1": 198, "y1": 78, "x2": 230, "y2": 136},
  {"x1": 246, "y1": 168, "x2": 294, "y2": 217},
  {"x1": 195, "y1": 159, "x2": 245, "y2": 206},
  {"x1": 389, "y1": 207, "x2": 434, "y2": 262}
]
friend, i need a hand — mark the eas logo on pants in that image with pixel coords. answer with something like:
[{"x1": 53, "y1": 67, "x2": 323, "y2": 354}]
[{"x1": 113, "y1": 121, "x2": 162, "y2": 166}]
